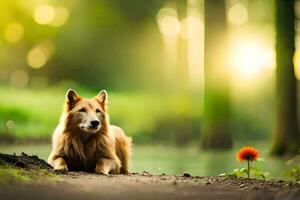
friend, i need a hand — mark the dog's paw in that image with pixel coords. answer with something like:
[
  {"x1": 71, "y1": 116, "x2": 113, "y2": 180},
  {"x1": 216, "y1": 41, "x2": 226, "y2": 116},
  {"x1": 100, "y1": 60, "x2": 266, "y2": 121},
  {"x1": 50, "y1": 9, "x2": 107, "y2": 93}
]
[
  {"x1": 122, "y1": 170, "x2": 130, "y2": 175},
  {"x1": 95, "y1": 169, "x2": 108, "y2": 176},
  {"x1": 97, "y1": 172, "x2": 109, "y2": 176},
  {"x1": 95, "y1": 167, "x2": 108, "y2": 176},
  {"x1": 54, "y1": 165, "x2": 68, "y2": 173}
]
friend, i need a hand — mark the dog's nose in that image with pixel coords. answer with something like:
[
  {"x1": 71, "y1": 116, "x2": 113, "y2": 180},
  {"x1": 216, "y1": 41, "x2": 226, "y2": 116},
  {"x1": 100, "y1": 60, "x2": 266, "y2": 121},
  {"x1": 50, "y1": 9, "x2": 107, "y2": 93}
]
[{"x1": 90, "y1": 120, "x2": 100, "y2": 128}]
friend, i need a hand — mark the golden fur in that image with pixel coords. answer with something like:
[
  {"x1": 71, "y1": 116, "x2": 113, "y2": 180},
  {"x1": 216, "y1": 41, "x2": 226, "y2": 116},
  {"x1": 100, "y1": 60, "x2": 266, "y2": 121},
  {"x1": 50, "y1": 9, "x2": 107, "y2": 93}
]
[{"x1": 48, "y1": 89, "x2": 132, "y2": 175}]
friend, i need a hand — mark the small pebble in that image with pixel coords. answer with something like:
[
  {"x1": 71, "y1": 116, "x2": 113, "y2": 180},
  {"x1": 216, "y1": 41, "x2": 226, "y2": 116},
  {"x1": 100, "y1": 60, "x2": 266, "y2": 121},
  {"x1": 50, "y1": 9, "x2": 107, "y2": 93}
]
[
  {"x1": 285, "y1": 182, "x2": 293, "y2": 187},
  {"x1": 21, "y1": 152, "x2": 27, "y2": 156},
  {"x1": 182, "y1": 172, "x2": 191, "y2": 177}
]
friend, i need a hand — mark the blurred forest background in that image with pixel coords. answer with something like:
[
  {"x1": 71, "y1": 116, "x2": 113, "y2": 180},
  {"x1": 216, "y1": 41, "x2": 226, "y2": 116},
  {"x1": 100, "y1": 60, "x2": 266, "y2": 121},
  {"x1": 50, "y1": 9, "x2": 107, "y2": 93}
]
[{"x1": 0, "y1": 0, "x2": 300, "y2": 176}]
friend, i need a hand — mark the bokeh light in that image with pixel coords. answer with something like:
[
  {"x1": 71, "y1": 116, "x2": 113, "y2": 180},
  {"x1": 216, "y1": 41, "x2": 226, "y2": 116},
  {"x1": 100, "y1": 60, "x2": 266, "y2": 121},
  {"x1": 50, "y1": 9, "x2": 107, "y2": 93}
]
[
  {"x1": 51, "y1": 7, "x2": 69, "y2": 27},
  {"x1": 3, "y1": 22, "x2": 24, "y2": 43},
  {"x1": 180, "y1": 16, "x2": 202, "y2": 39},
  {"x1": 6, "y1": 120, "x2": 16, "y2": 130},
  {"x1": 157, "y1": 7, "x2": 177, "y2": 23},
  {"x1": 230, "y1": 40, "x2": 275, "y2": 80},
  {"x1": 38, "y1": 40, "x2": 55, "y2": 56},
  {"x1": 157, "y1": 7, "x2": 180, "y2": 37},
  {"x1": 158, "y1": 16, "x2": 180, "y2": 37},
  {"x1": 34, "y1": 4, "x2": 55, "y2": 25},
  {"x1": 10, "y1": 69, "x2": 29, "y2": 87},
  {"x1": 27, "y1": 47, "x2": 48, "y2": 69},
  {"x1": 228, "y1": 4, "x2": 248, "y2": 25}
]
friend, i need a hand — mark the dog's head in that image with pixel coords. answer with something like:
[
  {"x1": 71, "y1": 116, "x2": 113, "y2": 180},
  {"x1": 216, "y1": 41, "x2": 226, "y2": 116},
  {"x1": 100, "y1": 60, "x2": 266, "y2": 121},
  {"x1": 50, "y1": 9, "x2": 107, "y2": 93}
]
[{"x1": 64, "y1": 89, "x2": 108, "y2": 134}]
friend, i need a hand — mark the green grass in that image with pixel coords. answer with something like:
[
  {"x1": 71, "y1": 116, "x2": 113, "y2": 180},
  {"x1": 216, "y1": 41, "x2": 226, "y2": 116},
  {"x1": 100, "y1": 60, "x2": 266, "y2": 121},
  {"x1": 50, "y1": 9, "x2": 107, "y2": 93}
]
[
  {"x1": 0, "y1": 85, "x2": 273, "y2": 143},
  {"x1": 0, "y1": 86, "x2": 202, "y2": 142},
  {"x1": 0, "y1": 164, "x2": 59, "y2": 184},
  {"x1": 0, "y1": 166, "x2": 31, "y2": 183},
  {"x1": 0, "y1": 87, "x2": 64, "y2": 139}
]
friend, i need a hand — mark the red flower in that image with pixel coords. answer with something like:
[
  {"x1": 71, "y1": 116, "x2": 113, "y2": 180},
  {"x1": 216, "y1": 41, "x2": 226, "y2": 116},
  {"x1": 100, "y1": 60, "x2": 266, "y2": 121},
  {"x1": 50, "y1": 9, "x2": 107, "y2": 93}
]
[{"x1": 236, "y1": 146, "x2": 259, "y2": 161}]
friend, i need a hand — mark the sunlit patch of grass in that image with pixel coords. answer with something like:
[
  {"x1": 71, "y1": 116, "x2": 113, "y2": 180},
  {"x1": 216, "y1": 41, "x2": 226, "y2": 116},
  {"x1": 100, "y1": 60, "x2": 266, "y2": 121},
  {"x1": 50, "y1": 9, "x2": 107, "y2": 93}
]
[
  {"x1": 0, "y1": 164, "x2": 59, "y2": 184},
  {"x1": 0, "y1": 166, "x2": 31, "y2": 184}
]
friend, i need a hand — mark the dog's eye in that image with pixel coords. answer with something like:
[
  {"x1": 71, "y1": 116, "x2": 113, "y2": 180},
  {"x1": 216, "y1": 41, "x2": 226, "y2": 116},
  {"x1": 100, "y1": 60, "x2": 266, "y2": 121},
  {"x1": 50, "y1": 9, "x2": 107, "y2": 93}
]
[
  {"x1": 96, "y1": 109, "x2": 101, "y2": 113},
  {"x1": 78, "y1": 108, "x2": 86, "y2": 112}
]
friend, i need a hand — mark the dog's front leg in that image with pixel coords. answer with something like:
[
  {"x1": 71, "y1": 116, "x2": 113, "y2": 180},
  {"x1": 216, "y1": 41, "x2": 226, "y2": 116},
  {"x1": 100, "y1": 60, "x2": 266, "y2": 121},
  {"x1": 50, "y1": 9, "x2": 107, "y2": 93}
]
[
  {"x1": 95, "y1": 158, "x2": 120, "y2": 175},
  {"x1": 50, "y1": 156, "x2": 68, "y2": 172}
]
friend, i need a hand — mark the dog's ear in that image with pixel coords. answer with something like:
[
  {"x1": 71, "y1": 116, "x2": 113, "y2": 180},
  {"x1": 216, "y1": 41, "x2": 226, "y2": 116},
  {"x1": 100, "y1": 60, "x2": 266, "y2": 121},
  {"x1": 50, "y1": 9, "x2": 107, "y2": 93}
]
[
  {"x1": 66, "y1": 89, "x2": 80, "y2": 110},
  {"x1": 96, "y1": 90, "x2": 108, "y2": 105}
]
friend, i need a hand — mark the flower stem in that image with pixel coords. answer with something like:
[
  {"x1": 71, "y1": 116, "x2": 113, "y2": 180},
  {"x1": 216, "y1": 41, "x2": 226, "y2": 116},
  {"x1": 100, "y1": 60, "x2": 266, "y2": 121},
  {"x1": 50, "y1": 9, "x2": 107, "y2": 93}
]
[{"x1": 247, "y1": 159, "x2": 250, "y2": 178}]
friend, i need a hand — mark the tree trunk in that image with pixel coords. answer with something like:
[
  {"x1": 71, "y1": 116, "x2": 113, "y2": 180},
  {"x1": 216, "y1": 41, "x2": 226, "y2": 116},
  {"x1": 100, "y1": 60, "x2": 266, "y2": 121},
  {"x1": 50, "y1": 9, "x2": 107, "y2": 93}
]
[
  {"x1": 201, "y1": 0, "x2": 232, "y2": 149},
  {"x1": 271, "y1": 0, "x2": 300, "y2": 155}
]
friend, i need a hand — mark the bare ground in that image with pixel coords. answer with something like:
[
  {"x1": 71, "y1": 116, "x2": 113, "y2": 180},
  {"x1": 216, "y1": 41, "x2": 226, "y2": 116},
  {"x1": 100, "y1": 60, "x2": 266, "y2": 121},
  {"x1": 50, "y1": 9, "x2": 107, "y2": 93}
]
[{"x1": 0, "y1": 153, "x2": 299, "y2": 200}]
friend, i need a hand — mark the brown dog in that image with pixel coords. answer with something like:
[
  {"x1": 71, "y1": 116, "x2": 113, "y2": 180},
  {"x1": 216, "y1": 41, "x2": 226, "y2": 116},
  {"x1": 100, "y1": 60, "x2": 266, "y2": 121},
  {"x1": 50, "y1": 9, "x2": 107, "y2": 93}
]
[{"x1": 48, "y1": 89, "x2": 131, "y2": 175}]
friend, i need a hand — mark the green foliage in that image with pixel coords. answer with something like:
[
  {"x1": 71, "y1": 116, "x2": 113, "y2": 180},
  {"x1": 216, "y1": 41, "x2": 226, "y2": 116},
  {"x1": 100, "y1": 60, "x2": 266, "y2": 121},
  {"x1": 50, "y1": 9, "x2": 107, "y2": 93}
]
[
  {"x1": 285, "y1": 167, "x2": 300, "y2": 182},
  {"x1": 220, "y1": 166, "x2": 269, "y2": 180},
  {"x1": 220, "y1": 158, "x2": 268, "y2": 180},
  {"x1": 285, "y1": 154, "x2": 300, "y2": 182},
  {"x1": 220, "y1": 168, "x2": 248, "y2": 178},
  {"x1": 251, "y1": 166, "x2": 269, "y2": 180}
]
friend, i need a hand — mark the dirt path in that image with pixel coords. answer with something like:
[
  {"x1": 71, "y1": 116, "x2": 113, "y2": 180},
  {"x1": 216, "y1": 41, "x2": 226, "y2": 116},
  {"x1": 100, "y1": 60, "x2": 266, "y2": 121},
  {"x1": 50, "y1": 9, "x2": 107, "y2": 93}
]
[
  {"x1": 0, "y1": 153, "x2": 299, "y2": 200},
  {"x1": 1, "y1": 172, "x2": 300, "y2": 200}
]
